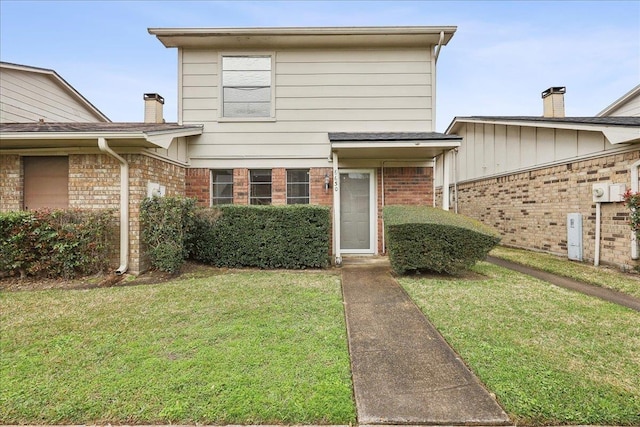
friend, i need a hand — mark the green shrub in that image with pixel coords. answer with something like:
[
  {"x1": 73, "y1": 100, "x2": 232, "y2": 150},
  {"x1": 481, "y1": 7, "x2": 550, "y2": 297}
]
[
  {"x1": 140, "y1": 197, "x2": 197, "y2": 274},
  {"x1": 0, "y1": 209, "x2": 115, "y2": 278},
  {"x1": 190, "y1": 204, "x2": 330, "y2": 269},
  {"x1": 383, "y1": 205, "x2": 501, "y2": 275}
]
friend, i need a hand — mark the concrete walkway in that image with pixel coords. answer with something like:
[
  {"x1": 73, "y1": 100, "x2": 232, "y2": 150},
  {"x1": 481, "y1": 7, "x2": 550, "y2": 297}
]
[
  {"x1": 487, "y1": 256, "x2": 640, "y2": 312},
  {"x1": 341, "y1": 260, "x2": 511, "y2": 425}
]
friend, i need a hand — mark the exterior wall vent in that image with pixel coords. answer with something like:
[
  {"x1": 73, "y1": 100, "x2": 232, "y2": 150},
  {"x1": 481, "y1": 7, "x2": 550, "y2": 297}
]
[
  {"x1": 542, "y1": 86, "x2": 566, "y2": 118},
  {"x1": 144, "y1": 93, "x2": 165, "y2": 123}
]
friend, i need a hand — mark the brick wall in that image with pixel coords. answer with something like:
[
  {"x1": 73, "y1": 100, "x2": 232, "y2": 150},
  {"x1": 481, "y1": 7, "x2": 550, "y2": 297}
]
[
  {"x1": 272, "y1": 168, "x2": 286, "y2": 205},
  {"x1": 0, "y1": 155, "x2": 22, "y2": 211},
  {"x1": 186, "y1": 168, "x2": 210, "y2": 207},
  {"x1": 439, "y1": 150, "x2": 640, "y2": 270},
  {"x1": 377, "y1": 166, "x2": 434, "y2": 253},
  {"x1": 233, "y1": 168, "x2": 249, "y2": 205}
]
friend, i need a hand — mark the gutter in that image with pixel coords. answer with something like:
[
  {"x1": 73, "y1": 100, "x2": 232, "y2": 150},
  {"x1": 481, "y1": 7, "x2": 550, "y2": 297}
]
[{"x1": 98, "y1": 137, "x2": 129, "y2": 275}]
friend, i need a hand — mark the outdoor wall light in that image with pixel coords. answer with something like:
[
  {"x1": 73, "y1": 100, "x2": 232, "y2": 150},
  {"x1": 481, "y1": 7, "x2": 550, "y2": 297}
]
[{"x1": 324, "y1": 173, "x2": 331, "y2": 192}]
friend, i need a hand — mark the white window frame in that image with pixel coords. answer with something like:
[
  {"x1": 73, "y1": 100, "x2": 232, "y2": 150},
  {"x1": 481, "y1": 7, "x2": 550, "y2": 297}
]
[
  {"x1": 286, "y1": 169, "x2": 310, "y2": 205},
  {"x1": 249, "y1": 169, "x2": 273, "y2": 205},
  {"x1": 210, "y1": 169, "x2": 234, "y2": 206},
  {"x1": 218, "y1": 52, "x2": 276, "y2": 122}
]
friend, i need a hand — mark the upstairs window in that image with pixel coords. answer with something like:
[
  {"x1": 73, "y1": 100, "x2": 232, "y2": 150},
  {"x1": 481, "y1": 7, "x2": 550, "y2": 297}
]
[
  {"x1": 286, "y1": 169, "x2": 310, "y2": 204},
  {"x1": 249, "y1": 169, "x2": 272, "y2": 205},
  {"x1": 211, "y1": 169, "x2": 234, "y2": 205},
  {"x1": 222, "y1": 55, "x2": 272, "y2": 118}
]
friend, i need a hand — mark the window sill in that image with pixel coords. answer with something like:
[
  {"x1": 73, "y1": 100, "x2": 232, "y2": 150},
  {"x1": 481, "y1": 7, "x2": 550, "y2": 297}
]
[{"x1": 218, "y1": 117, "x2": 276, "y2": 123}]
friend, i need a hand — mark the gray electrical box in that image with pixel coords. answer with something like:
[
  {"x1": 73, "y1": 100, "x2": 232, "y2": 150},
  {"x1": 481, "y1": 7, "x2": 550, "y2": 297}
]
[{"x1": 567, "y1": 213, "x2": 583, "y2": 261}]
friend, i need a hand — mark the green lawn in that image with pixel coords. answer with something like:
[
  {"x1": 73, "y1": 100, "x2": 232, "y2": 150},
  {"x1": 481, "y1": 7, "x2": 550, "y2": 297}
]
[
  {"x1": 490, "y1": 245, "x2": 640, "y2": 299},
  {"x1": 0, "y1": 271, "x2": 355, "y2": 425},
  {"x1": 401, "y1": 262, "x2": 640, "y2": 426}
]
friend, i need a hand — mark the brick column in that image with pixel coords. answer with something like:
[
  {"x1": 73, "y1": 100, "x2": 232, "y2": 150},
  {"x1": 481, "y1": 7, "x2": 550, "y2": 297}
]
[
  {"x1": 0, "y1": 155, "x2": 23, "y2": 211},
  {"x1": 272, "y1": 168, "x2": 286, "y2": 205},
  {"x1": 234, "y1": 168, "x2": 249, "y2": 205},
  {"x1": 186, "y1": 168, "x2": 210, "y2": 207}
]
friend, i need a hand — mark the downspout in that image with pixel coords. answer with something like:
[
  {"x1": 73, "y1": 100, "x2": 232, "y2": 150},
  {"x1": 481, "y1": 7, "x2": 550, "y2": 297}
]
[
  {"x1": 381, "y1": 161, "x2": 386, "y2": 253},
  {"x1": 434, "y1": 31, "x2": 445, "y2": 64},
  {"x1": 98, "y1": 137, "x2": 129, "y2": 275},
  {"x1": 631, "y1": 159, "x2": 640, "y2": 259},
  {"x1": 332, "y1": 151, "x2": 341, "y2": 265},
  {"x1": 453, "y1": 148, "x2": 459, "y2": 213},
  {"x1": 594, "y1": 202, "x2": 601, "y2": 267}
]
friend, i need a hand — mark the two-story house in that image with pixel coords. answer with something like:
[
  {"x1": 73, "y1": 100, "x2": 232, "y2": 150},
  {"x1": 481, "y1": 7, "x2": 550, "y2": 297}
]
[{"x1": 149, "y1": 26, "x2": 460, "y2": 264}]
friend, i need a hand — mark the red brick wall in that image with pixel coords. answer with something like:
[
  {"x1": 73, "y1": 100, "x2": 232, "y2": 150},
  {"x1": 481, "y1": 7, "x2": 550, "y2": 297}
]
[
  {"x1": 233, "y1": 168, "x2": 249, "y2": 205},
  {"x1": 377, "y1": 166, "x2": 434, "y2": 253},
  {"x1": 186, "y1": 168, "x2": 210, "y2": 207},
  {"x1": 272, "y1": 168, "x2": 286, "y2": 205}
]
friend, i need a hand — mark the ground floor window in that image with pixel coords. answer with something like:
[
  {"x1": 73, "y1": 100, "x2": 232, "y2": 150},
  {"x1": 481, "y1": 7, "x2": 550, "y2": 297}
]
[
  {"x1": 211, "y1": 169, "x2": 234, "y2": 205},
  {"x1": 249, "y1": 169, "x2": 272, "y2": 205},
  {"x1": 23, "y1": 156, "x2": 69, "y2": 210},
  {"x1": 287, "y1": 169, "x2": 310, "y2": 204}
]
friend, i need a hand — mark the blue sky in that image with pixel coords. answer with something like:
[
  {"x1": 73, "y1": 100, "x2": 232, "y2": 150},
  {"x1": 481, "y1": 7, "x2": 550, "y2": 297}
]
[{"x1": 1, "y1": 0, "x2": 638, "y2": 130}]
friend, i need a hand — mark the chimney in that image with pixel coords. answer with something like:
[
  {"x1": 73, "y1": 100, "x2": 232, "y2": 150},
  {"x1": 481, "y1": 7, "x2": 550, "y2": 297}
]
[
  {"x1": 541, "y1": 87, "x2": 566, "y2": 118},
  {"x1": 144, "y1": 93, "x2": 164, "y2": 123}
]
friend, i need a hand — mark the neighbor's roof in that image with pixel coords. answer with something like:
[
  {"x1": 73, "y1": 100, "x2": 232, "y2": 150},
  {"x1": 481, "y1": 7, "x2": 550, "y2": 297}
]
[
  {"x1": 0, "y1": 122, "x2": 203, "y2": 150},
  {"x1": 446, "y1": 116, "x2": 640, "y2": 145},
  {"x1": 0, "y1": 61, "x2": 111, "y2": 122},
  {"x1": 329, "y1": 131, "x2": 461, "y2": 160},
  {"x1": 149, "y1": 26, "x2": 457, "y2": 49},
  {"x1": 597, "y1": 84, "x2": 640, "y2": 117}
]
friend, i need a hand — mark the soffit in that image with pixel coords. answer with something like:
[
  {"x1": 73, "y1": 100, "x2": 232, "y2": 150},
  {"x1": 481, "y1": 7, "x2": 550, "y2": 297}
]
[{"x1": 149, "y1": 26, "x2": 457, "y2": 49}]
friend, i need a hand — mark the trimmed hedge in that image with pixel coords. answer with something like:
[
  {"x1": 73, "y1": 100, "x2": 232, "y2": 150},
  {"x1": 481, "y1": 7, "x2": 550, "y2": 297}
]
[
  {"x1": 140, "y1": 197, "x2": 197, "y2": 274},
  {"x1": 0, "y1": 209, "x2": 115, "y2": 278},
  {"x1": 190, "y1": 204, "x2": 331, "y2": 269},
  {"x1": 384, "y1": 205, "x2": 501, "y2": 275}
]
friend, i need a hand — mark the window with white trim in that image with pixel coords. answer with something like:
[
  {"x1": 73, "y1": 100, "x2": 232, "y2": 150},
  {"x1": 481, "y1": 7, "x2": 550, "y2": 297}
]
[
  {"x1": 221, "y1": 55, "x2": 272, "y2": 118},
  {"x1": 211, "y1": 169, "x2": 234, "y2": 205},
  {"x1": 249, "y1": 169, "x2": 272, "y2": 205},
  {"x1": 286, "y1": 169, "x2": 310, "y2": 204}
]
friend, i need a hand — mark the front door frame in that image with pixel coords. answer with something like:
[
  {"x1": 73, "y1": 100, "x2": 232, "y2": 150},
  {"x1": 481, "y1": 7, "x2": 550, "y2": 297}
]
[{"x1": 332, "y1": 155, "x2": 377, "y2": 264}]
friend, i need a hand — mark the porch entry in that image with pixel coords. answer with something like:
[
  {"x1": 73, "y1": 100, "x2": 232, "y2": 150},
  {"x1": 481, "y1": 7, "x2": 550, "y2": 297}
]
[{"x1": 339, "y1": 169, "x2": 376, "y2": 253}]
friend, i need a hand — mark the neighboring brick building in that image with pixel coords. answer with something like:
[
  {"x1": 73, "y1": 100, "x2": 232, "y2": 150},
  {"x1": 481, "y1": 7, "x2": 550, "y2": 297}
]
[{"x1": 439, "y1": 86, "x2": 640, "y2": 270}]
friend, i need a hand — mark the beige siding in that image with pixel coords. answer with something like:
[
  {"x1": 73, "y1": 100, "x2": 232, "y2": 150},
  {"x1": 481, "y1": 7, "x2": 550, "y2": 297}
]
[
  {"x1": 0, "y1": 68, "x2": 104, "y2": 123},
  {"x1": 603, "y1": 92, "x2": 640, "y2": 117},
  {"x1": 450, "y1": 123, "x2": 620, "y2": 183},
  {"x1": 181, "y1": 47, "x2": 433, "y2": 167}
]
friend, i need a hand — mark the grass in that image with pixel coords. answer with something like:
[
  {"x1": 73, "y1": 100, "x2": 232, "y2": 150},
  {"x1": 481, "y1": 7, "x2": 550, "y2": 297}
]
[
  {"x1": 490, "y1": 245, "x2": 640, "y2": 299},
  {"x1": 400, "y1": 262, "x2": 640, "y2": 426},
  {"x1": 0, "y1": 271, "x2": 356, "y2": 425}
]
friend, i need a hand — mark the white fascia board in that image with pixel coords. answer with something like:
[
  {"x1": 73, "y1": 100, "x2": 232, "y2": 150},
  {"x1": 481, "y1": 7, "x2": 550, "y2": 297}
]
[
  {"x1": 331, "y1": 140, "x2": 461, "y2": 149},
  {"x1": 598, "y1": 84, "x2": 640, "y2": 117},
  {"x1": 144, "y1": 127, "x2": 203, "y2": 149}
]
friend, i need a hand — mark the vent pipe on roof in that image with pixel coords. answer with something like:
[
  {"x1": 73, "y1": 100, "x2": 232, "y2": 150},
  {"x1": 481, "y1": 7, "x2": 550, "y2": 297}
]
[
  {"x1": 542, "y1": 87, "x2": 566, "y2": 118},
  {"x1": 144, "y1": 93, "x2": 165, "y2": 123}
]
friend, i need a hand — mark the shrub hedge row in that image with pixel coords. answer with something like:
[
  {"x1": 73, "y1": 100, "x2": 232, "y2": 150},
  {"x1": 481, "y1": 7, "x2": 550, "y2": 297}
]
[
  {"x1": 0, "y1": 209, "x2": 115, "y2": 278},
  {"x1": 383, "y1": 205, "x2": 501, "y2": 275},
  {"x1": 140, "y1": 197, "x2": 197, "y2": 274},
  {"x1": 190, "y1": 204, "x2": 331, "y2": 269}
]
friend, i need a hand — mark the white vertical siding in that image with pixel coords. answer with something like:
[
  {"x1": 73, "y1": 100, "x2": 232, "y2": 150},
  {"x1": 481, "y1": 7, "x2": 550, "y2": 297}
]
[
  {"x1": 452, "y1": 122, "x2": 620, "y2": 183},
  {"x1": 0, "y1": 68, "x2": 104, "y2": 123},
  {"x1": 181, "y1": 47, "x2": 434, "y2": 167}
]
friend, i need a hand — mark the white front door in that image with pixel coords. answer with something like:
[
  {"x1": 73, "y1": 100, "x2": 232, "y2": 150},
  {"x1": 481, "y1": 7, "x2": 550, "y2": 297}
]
[{"x1": 339, "y1": 170, "x2": 376, "y2": 253}]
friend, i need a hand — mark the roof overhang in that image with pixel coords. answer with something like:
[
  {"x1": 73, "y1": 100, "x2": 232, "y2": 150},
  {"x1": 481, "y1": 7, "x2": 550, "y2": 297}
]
[
  {"x1": 0, "y1": 125, "x2": 203, "y2": 151},
  {"x1": 149, "y1": 26, "x2": 457, "y2": 49},
  {"x1": 329, "y1": 132, "x2": 461, "y2": 160},
  {"x1": 446, "y1": 117, "x2": 640, "y2": 145}
]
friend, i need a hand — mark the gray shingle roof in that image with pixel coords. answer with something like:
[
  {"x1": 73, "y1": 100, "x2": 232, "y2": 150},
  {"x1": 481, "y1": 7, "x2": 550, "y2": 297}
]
[
  {"x1": 458, "y1": 116, "x2": 640, "y2": 127},
  {"x1": 329, "y1": 131, "x2": 461, "y2": 141},
  {"x1": 0, "y1": 122, "x2": 202, "y2": 133}
]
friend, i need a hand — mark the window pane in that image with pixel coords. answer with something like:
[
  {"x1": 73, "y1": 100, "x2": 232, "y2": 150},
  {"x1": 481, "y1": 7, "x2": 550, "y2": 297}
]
[
  {"x1": 286, "y1": 169, "x2": 310, "y2": 205},
  {"x1": 212, "y1": 169, "x2": 233, "y2": 205},
  {"x1": 250, "y1": 169, "x2": 272, "y2": 205},
  {"x1": 223, "y1": 102, "x2": 271, "y2": 118},
  {"x1": 223, "y1": 70, "x2": 271, "y2": 87},
  {"x1": 223, "y1": 56, "x2": 271, "y2": 71},
  {"x1": 223, "y1": 87, "x2": 271, "y2": 102}
]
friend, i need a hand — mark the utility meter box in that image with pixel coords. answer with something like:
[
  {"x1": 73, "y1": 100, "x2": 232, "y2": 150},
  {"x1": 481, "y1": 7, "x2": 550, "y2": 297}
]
[
  {"x1": 609, "y1": 184, "x2": 626, "y2": 202},
  {"x1": 592, "y1": 183, "x2": 609, "y2": 202},
  {"x1": 567, "y1": 213, "x2": 583, "y2": 261}
]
